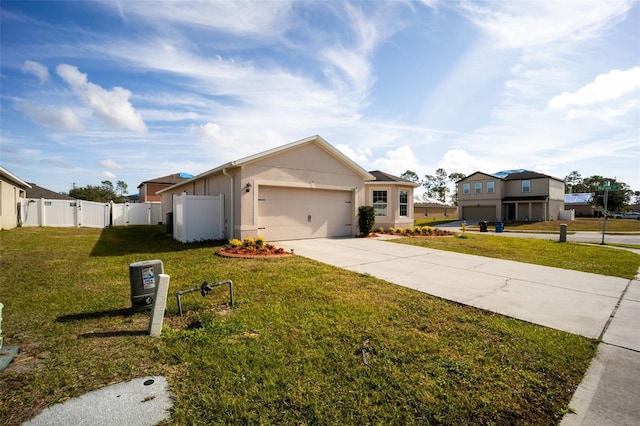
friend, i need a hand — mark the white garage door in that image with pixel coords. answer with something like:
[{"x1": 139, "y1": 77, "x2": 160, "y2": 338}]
[{"x1": 258, "y1": 186, "x2": 353, "y2": 241}]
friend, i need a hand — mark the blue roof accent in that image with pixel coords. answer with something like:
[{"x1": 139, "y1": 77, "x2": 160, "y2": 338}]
[
  {"x1": 564, "y1": 193, "x2": 593, "y2": 204},
  {"x1": 178, "y1": 172, "x2": 194, "y2": 178},
  {"x1": 493, "y1": 169, "x2": 532, "y2": 178}
]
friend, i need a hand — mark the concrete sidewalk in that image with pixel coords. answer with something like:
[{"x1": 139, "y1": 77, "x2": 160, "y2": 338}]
[{"x1": 279, "y1": 236, "x2": 640, "y2": 425}]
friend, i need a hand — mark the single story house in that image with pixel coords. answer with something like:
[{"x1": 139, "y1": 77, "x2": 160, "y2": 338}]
[
  {"x1": 0, "y1": 166, "x2": 31, "y2": 230},
  {"x1": 137, "y1": 172, "x2": 194, "y2": 203},
  {"x1": 564, "y1": 193, "x2": 595, "y2": 217},
  {"x1": 414, "y1": 202, "x2": 458, "y2": 220},
  {"x1": 158, "y1": 135, "x2": 418, "y2": 241},
  {"x1": 457, "y1": 170, "x2": 565, "y2": 222}
]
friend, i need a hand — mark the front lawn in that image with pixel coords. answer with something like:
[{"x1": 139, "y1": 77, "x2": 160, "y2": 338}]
[{"x1": 1, "y1": 227, "x2": 597, "y2": 425}]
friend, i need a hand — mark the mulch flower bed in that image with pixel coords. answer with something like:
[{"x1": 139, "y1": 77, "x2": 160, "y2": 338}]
[
  {"x1": 374, "y1": 228, "x2": 454, "y2": 237},
  {"x1": 217, "y1": 244, "x2": 294, "y2": 259}
]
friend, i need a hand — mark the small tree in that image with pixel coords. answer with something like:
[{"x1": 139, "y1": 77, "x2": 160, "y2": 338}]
[{"x1": 358, "y1": 206, "x2": 376, "y2": 237}]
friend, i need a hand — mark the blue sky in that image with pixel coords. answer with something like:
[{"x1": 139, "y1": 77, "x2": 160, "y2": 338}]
[{"x1": 1, "y1": 0, "x2": 639, "y2": 196}]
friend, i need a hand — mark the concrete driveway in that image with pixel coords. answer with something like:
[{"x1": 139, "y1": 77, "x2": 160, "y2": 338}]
[
  {"x1": 279, "y1": 236, "x2": 632, "y2": 339},
  {"x1": 279, "y1": 236, "x2": 640, "y2": 426}
]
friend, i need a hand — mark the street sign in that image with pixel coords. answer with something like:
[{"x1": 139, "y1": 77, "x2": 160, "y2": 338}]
[{"x1": 596, "y1": 185, "x2": 619, "y2": 191}]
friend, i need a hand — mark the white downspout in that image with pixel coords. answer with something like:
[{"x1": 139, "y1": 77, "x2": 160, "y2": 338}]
[{"x1": 222, "y1": 168, "x2": 234, "y2": 239}]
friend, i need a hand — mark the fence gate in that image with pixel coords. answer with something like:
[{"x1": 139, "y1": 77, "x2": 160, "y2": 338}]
[
  {"x1": 173, "y1": 192, "x2": 224, "y2": 243},
  {"x1": 112, "y1": 202, "x2": 162, "y2": 226}
]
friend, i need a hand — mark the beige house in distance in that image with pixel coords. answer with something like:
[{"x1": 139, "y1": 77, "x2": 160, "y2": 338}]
[
  {"x1": 159, "y1": 135, "x2": 417, "y2": 241},
  {"x1": 457, "y1": 170, "x2": 565, "y2": 222}
]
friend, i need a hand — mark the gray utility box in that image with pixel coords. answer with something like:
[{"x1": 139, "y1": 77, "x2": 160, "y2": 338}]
[{"x1": 129, "y1": 260, "x2": 164, "y2": 311}]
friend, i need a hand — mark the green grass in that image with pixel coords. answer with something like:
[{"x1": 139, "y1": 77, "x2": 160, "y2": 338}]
[
  {"x1": 1, "y1": 227, "x2": 599, "y2": 425},
  {"x1": 393, "y1": 233, "x2": 640, "y2": 279},
  {"x1": 480, "y1": 218, "x2": 640, "y2": 233}
]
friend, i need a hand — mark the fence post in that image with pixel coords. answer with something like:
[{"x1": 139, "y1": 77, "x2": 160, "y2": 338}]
[
  {"x1": 39, "y1": 198, "x2": 46, "y2": 227},
  {"x1": 182, "y1": 192, "x2": 188, "y2": 243}
]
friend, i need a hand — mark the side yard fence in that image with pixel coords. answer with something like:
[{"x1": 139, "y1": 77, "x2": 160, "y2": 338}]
[
  {"x1": 172, "y1": 193, "x2": 224, "y2": 243},
  {"x1": 20, "y1": 199, "x2": 161, "y2": 228}
]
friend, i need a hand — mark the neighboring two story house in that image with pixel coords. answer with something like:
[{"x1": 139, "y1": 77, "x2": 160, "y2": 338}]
[{"x1": 457, "y1": 170, "x2": 565, "y2": 222}]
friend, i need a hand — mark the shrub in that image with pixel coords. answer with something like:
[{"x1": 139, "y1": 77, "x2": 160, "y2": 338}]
[
  {"x1": 376, "y1": 227, "x2": 384, "y2": 234},
  {"x1": 243, "y1": 236, "x2": 255, "y2": 248},
  {"x1": 228, "y1": 238, "x2": 243, "y2": 248},
  {"x1": 388, "y1": 227, "x2": 396, "y2": 234},
  {"x1": 358, "y1": 206, "x2": 376, "y2": 236},
  {"x1": 395, "y1": 227, "x2": 404, "y2": 234},
  {"x1": 405, "y1": 226, "x2": 415, "y2": 235},
  {"x1": 255, "y1": 236, "x2": 266, "y2": 247}
]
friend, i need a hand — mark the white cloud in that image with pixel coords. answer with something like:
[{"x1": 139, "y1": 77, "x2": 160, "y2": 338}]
[
  {"x1": 56, "y1": 64, "x2": 147, "y2": 133},
  {"x1": 16, "y1": 100, "x2": 83, "y2": 132},
  {"x1": 335, "y1": 144, "x2": 371, "y2": 163},
  {"x1": 371, "y1": 145, "x2": 422, "y2": 176},
  {"x1": 22, "y1": 60, "x2": 49, "y2": 83},
  {"x1": 437, "y1": 149, "x2": 496, "y2": 176},
  {"x1": 461, "y1": 1, "x2": 632, "y2": 49},
  {"x1": 100, "y1": 159, "x2": 123, "y2": 170},
  {"x1": 548, "y1": 67, "x2": 640, "y2": 110},
  {"x1": 113, "y1": 0, "x2": 294, "y2": 37}
]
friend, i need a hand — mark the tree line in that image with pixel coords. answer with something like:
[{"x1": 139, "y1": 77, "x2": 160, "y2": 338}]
[
  {"x1": 401, "y1": 169, "x2": 465, "y2": 205},
  {"x1": 67, "y1": 180, "x2": 129, "y2": 203}
]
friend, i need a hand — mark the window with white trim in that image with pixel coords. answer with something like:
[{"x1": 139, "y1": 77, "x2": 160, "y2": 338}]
[
  {"x1": 399, "y1": 190, "x2": 408, "y2": 217},
  {"x1": 463, "y1": 183, "x2": 470, "y2": 194},
  {"x1": 522, "y1": 180, "x2": 530, "y2": 193},
  {"x1": 475, "y1": 182, "x2": 482, "y2": 194},
  {"x1": 373, "y1": 190, "x2": 388, "y2": 217},
  {"x1": 487, "y1": 181, "x2": 495, "y2": 193}
]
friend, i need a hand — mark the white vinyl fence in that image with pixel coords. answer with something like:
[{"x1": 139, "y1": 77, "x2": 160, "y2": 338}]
[
  {"x1": 173, "y1": 192, "x2": 224, "y2": 243},
  {"x1": 21, "y1": 198, "x2": 110, "y2": 228},
  {"x1": 112, "y1": 202, "x2": 162, "y2": 226}
]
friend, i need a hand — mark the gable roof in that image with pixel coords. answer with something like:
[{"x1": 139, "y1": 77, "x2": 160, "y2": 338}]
[
  {"x1": 0, "y1": 166, "x2": 31, "y2": 189},
  {"x1": 26, "y1": 183, "x2": 74, "y2": 200},
  {"x1": 137, "y1": 172, "x2": 194, "y2": 189},
  {"x1": 159, "y1": 135, "x2": 375, "y2": 194},
  {"x1": 501, "y1": 170, "x2": 563, "y2": 182},
  {"x1": 457, "y1": 171, "x2": 498, "y2": 182},
  {"x1": 459, "y1": 170, "x2": 563, "y2": 183},
  {"x1": 367, "y1": 170, "x2": 420, "y2": 187}
]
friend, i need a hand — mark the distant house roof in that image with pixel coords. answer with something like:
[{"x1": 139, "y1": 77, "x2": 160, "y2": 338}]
[
  {"x1": 137, "y1": 173, "x2": 194, "y2": 189},
  {"x1": 368, "y1": 170, "x2": 420, "y2": 186},
  {"x1": 26, "y1": 183, "x2": 74, "y2": 200},
  {"x1": 414, "y1": 202, "x2": 456, "y2": 208},
  {"x1": 487, "y1": 170, "x2": 564, "y2": 182},
  {"x1": 565, "y1": 193, "x2": 593, "y2": 204}
]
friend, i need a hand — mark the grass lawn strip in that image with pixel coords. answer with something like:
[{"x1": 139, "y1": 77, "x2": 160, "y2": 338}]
[
  {"x1": 393, "y1": 233, "x2": 640, "y2": 280},
  {"x1": 1, "y1": 226, "x2": 599, "y2": 424}
]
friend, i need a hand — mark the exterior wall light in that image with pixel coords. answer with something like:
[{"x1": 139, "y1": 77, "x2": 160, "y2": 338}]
[{"x1": 244, "y1": 182, "x2": 252, "y2": 193}]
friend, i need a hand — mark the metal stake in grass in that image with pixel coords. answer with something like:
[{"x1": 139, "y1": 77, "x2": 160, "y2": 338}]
[{"x1": 176, "y1": 280, "x2": 234, "y2": 316}]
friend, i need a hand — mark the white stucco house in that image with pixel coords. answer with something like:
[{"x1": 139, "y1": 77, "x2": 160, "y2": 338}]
[{"x1": 158, "y1": 135, "x2": 418, "y2": 241}]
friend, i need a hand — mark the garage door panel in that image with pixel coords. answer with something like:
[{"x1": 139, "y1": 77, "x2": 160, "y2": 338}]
[
  {"x1": 462, "y1": 206, "x2": 496, "y2": 221},
  {"x1": 258, "y1": 186, "x2": 352, "y2": 241}
]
